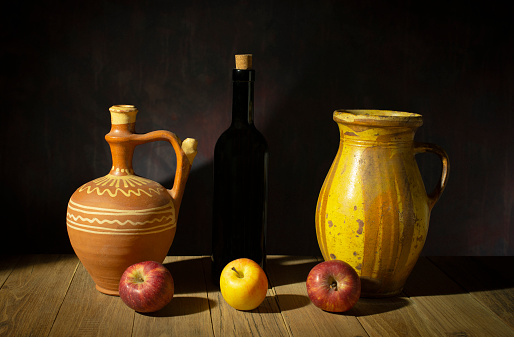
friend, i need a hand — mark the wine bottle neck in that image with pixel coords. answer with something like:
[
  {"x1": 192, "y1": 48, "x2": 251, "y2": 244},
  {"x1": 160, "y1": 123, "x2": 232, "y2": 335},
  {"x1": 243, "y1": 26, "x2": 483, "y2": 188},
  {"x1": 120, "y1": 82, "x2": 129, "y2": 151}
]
[{"x1": 231, "y1": 69, "x2": 255, "y2": 126}]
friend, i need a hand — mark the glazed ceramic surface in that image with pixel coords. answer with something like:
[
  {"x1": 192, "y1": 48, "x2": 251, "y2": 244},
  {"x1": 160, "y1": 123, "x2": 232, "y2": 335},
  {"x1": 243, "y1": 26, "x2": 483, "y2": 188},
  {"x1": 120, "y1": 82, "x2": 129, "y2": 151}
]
[
  {"x1": 67, "y1": 105, "x2": 197, "y2": 295},
  {"x1": 315, "y1": 110, "x2": 449, "y2": 297}
]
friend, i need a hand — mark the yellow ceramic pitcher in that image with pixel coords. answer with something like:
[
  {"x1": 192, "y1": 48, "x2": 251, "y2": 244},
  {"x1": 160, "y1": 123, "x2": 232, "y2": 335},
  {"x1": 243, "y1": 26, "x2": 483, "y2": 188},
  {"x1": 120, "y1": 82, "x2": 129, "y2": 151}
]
[{"x1": 315, "y1": 110, "x2": 449, "y2": 297}]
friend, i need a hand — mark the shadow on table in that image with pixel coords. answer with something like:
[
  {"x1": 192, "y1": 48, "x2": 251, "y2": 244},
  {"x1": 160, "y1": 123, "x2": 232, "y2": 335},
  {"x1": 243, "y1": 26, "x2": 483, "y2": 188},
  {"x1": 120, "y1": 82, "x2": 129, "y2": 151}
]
[
  {"x1": 163, "y1": 256, "x2": 211, "y2": 295},
  {"x1": 403, "y1": 256, "x2": 514, "y2": 297},
  {"x1": 0, "y1": 254, "x2": 78, "y2": 273},
  {"x1": 344, "y1": 297, "x2": 411, "y2": 317},
  {"x1": 250, "y1": 294, "x2": 311, "y2": 314},
  {"x1": 266, "y1": 256, "x2": 320, "y2": 288},
  {"x1": 143, "y1": 296, "x2": 216, "y2": 317},
  {"x1": 273, "y1": 294, "x2": 311, "y2": 312}
]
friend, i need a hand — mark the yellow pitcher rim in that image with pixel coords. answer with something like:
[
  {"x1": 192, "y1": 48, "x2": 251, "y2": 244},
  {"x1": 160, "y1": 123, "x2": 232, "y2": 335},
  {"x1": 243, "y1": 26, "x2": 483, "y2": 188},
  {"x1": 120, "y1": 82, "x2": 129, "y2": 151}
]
[{"x1": 334, "y1": 109, "x2": 423, "y2": 127}]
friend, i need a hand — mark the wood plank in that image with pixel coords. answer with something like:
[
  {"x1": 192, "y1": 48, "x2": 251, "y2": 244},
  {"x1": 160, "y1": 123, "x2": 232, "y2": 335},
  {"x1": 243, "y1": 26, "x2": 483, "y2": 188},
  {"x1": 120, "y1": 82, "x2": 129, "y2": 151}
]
[
  {"x1": 203, "y1": 256, "x2": 290, "y2": 337},
  {"x1": 0, "y1": 255, "x2": 20, "y2": 287},
  {"x1": 0, "y1": 254, "x2": 79, "y2": 337},
  {"x1": 131, "y1": 256, "x2": 214, "y2": 337},
  {"x1": 350, "y1": 296, "x2": 443, "y2": 337},
  {"x1": 429, "y1": 256, "x2": 514, "y2": 329},
  {"x1": 49, "y1": 259, "x2": 134, "y2": 336},
  {"x1": 267, "y1": 256, "x2": 368, "y2": 337},
  {"x1": 403, "y1": 257, "x2": 514, "y2": 337}
]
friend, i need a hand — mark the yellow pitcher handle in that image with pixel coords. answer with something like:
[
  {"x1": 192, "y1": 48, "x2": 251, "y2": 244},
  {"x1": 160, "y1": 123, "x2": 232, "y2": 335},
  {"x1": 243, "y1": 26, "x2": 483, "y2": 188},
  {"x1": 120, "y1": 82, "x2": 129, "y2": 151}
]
[
  {"x1": 414, "y1": 142, "x2": 450, "y2": 210},
  {"x1": 131, "y1": 130, "x2": 198, "y2": 212}
]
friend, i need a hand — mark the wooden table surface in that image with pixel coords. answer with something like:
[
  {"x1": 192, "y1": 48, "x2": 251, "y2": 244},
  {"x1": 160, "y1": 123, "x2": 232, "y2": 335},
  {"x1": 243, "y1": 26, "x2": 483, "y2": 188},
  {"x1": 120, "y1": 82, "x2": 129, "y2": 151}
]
[{"x1": 0, "y1": 255, "x2": 513, "y2": 336}]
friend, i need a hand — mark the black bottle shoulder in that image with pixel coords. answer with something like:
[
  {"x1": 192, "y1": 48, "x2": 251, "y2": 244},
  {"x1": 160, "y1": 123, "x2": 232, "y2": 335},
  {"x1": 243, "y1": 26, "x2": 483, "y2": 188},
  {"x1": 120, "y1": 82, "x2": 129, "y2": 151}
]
[{"x1": 215, "y1": 124, "x2": 268, "y2": 154}]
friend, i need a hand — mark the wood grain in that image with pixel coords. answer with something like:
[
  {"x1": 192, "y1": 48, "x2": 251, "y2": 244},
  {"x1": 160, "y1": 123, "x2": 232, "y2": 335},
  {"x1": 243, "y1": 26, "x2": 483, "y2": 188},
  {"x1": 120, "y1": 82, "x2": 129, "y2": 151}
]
[
  {"x1": 0, "y1": 256, "x2": 20, "y2": 287},
  {"x1": 0, "y1": 255, "x2": 78, "y2": 336},
  {"x1": 403, "y1": 257, "x2": 514, "y2": 337},
  {"x1": 49, "y1": 259, "x2": 134, "y2": 336},
  {"x1": 429, "y1": 256, "x2": 514, "y2": 329},
  {"x1": 351, "y1": 296, "x2": 442, "y2": 337}
]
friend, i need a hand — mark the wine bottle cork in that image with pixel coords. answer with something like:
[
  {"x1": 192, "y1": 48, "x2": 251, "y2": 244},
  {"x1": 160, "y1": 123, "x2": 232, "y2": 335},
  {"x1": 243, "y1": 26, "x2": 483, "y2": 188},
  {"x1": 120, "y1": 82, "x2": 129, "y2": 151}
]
[{"x1": 235, "y1": 54, "x2": 252, "y2": 69}]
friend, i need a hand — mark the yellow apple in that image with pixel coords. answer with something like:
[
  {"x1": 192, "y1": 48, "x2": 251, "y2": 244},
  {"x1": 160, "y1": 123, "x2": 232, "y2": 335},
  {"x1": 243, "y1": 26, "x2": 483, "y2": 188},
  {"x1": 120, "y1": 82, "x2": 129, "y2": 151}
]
[{"x1": 219, "y1": 258, "x2": 268, "y2": 311}]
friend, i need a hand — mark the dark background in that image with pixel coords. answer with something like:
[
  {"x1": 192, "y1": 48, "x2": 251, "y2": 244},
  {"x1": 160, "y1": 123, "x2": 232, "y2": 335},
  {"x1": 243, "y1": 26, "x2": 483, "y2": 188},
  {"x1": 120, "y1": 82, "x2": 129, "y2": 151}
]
[{"x1": 2, "y1": 1, "x2": 513, "y2": 256}]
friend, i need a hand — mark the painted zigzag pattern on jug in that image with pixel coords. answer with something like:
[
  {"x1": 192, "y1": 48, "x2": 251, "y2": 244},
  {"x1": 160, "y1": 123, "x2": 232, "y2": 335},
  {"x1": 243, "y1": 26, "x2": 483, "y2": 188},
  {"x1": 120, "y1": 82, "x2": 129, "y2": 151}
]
[
  {"x1": 77, "y1": 174, "x2": 167, "y2": 198},
  {"x1": 66, "y1": 199, "x2": 176, "y2": 235}
]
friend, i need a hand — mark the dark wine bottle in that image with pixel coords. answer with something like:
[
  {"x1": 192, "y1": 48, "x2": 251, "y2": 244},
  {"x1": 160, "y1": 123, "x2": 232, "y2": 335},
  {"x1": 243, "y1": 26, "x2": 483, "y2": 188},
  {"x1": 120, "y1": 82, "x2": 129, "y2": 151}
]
[{"x1": 211, "y1": 54, "x2": 269, "y2": 282}]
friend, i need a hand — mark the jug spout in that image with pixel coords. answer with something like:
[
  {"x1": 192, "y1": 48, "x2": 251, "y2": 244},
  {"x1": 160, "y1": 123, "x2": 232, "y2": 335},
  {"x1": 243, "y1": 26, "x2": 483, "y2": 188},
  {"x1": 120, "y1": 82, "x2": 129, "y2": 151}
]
[
  {"x1": 170, "y1": 137, "x2": 198, "y2": 212},
  {"x1": 182, "y1": 138, "x2": 198, "y2": 166}
]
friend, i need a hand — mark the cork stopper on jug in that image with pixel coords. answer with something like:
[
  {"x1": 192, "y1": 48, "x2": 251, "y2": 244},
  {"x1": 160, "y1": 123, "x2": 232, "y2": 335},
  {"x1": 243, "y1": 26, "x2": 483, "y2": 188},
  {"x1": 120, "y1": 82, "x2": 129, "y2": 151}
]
[
  {"x1": 109, "y1": 105, "x2": 138, "y2": 125},
  {"x1": 235, "y1": 54, "x2": 252, "y2": 70}
]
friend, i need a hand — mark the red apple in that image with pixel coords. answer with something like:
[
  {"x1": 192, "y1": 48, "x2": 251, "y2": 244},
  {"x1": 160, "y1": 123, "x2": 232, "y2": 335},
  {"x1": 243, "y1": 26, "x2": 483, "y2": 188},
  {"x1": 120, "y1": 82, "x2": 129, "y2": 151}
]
[
  {"x1": 306, "y1": 260, "x2": 361, "y2": 312},
  {"x1": 119, "y1": 261, "x2": 174, "y2": 313}
]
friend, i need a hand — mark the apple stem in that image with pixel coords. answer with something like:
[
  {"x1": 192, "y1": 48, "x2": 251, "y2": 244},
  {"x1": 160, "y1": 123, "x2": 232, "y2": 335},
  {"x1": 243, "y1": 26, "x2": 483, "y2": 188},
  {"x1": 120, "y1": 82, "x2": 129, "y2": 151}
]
[
  {"x1": 330, "y1": 281, "x2": 338, "y2": 291},
  {"x1": 231, "y1": 267, "x2": 243, "y2": 278},
  {"x1": 133, "y1": 270, "x2": 145, "y2": 284}
]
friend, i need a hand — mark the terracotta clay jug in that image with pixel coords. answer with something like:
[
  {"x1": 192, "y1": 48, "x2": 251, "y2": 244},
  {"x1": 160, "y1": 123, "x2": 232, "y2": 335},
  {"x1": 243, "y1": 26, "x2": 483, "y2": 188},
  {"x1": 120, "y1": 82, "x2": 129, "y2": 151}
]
[
  {"x1": 66, "y1": 105, "x2": 198, "y2": 295},
  {"x1": 315, "y1": 110, "x2": 449, "y2": 297}
]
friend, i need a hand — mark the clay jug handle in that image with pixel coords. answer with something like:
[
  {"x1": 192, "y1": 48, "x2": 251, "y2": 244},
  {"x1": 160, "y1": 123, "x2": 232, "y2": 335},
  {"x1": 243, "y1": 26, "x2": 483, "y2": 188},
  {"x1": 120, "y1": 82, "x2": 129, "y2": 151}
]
[
  {"x1": 414, "y1": 142, "x2": 450, "y2": 210},
  {"x1": 131, "y1": 131, "x2": 198, "y2": 212}
]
